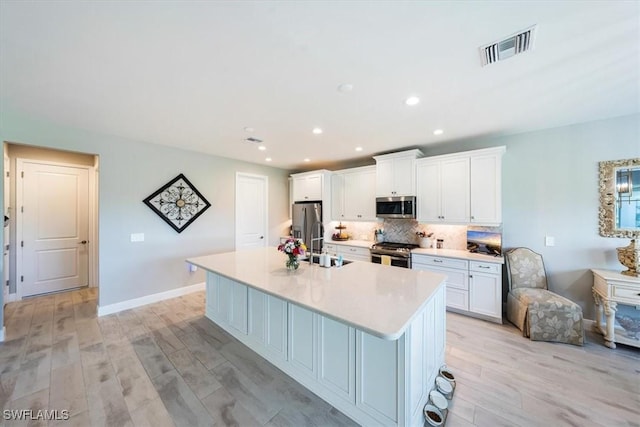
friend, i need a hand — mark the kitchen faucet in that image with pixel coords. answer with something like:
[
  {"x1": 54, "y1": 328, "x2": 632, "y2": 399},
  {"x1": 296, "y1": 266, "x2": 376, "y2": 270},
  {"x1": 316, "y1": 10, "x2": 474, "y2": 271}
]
[{"x1": 309, "y1": 221, "x2": 324, "y2": 264}]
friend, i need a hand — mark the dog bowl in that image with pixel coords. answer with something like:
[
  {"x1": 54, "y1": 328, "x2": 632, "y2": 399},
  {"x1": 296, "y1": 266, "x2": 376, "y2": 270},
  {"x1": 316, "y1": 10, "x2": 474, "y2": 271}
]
[{"x1": 423, "y1": 404, "x2": 444, "y2": 426}]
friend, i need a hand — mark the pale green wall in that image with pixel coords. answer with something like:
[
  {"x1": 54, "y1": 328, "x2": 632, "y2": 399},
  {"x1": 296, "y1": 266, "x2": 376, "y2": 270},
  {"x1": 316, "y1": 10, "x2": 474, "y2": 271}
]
[
  {"x1": 420, "y1": 114, "x2": 640, "y2": 319},
  {"x1": 0, "y1": 110, "x2": 291, "y2": 315}
]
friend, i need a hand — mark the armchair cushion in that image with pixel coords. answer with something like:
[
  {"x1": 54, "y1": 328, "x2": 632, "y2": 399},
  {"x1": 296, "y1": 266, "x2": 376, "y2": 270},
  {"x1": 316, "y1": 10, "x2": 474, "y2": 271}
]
[{"x1": 507, "y1": 288, "x2": 584, "y2": 346}]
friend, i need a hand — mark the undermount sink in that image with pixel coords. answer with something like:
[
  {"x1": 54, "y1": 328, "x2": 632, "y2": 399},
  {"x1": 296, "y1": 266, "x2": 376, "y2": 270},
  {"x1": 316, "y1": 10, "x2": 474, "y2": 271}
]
[{"x1": 308, "y1": 255, "x2": 353, "y2": 267}]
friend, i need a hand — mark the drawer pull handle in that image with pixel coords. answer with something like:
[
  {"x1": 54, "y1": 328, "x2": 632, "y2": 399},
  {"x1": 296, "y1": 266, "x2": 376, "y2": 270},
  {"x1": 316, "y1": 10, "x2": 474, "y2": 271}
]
[
  {"x1": 433, "y1": 260, "x2": 443, "y2": 263},
  {"x1": 479, "y1": 266, "x2": 491, "y2": 269}
]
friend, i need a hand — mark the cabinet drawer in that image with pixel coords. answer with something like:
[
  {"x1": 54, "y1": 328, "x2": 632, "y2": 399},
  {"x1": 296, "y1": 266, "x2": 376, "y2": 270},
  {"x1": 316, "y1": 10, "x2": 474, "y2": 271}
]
[
  {"x1": 412, "y1": 255, "x2": 468, "y2": 270},
  {"x1": 324, "y1": 244, "x2": 338, "y2": 256},
  {"x1": 612, "y1": 285, "x2": 640, "y2": 303},
  {"x1": 470, "y1": 261, "x2": 501, "y2": 274},
  {"x1": 413, "y1": 264, "x2": 469, "y2": 290},
  {"x1": 339, "y1": 246, "x2": 370, "y2": 258}
]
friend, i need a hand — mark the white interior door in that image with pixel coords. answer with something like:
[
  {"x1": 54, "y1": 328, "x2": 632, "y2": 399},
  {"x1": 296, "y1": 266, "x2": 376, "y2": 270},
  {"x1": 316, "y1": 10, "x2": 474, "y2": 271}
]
[
  {"x1": 3, "y1": 154, "x2": 10, "y2": 303},
  {"x1": 235, "y1": 173, "x2": 268, "y2": 251},
  {"x1": 19, "y1": 161, "x2": 89, "y2": 297}
]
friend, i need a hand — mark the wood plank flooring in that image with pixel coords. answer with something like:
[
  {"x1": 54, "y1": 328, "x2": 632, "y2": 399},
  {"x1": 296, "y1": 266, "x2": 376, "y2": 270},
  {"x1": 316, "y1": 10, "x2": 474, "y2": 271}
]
[{"x1": 1, "y1": 288, "x2": 638, "y2": 426}]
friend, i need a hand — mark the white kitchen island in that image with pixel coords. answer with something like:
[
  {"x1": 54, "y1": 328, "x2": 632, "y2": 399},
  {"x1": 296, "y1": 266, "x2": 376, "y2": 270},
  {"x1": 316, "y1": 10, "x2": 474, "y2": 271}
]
[{"x1": 187, "y1": 248, "x2": 447, "y2": 427}]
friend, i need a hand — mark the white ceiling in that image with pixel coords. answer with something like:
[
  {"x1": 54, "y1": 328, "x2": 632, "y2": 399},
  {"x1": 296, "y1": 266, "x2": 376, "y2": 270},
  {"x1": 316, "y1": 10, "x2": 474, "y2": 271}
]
[{"x1": 1, "y1": 1, "x2": 638, "y2": 170}]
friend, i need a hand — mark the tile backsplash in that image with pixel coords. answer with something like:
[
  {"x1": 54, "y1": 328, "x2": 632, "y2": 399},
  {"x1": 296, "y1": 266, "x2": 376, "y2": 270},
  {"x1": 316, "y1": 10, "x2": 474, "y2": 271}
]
[{"x1": 329, "y1": 219, "x2": 501, "y2": 251}]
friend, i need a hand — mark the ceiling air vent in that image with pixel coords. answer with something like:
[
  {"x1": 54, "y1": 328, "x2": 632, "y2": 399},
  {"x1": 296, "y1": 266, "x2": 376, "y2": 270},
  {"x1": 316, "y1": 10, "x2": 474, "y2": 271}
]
[{"x1": 480, "y1": 25, "x2": 537, "y2": 66}]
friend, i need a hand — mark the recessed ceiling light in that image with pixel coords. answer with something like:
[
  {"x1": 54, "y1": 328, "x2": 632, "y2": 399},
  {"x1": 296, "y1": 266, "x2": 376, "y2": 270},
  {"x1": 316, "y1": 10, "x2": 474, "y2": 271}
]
[
  {"x1": 337, "y1": 83, "x2": 354, "y2": 93},
  {"x1": 265, "y1": 157, "x2": 272, "y2": 162},
  {"x1": 312, "y1": 127, "x2": 323, "y2": 135},
  {"x1": 258, "y1": 145, "x2": 266, "y2": 151},
  {"x1": 405, "y1": 96, "x2": 420, "y2": 106},
  {"x1": 244, "y1": 127, "x2": 255, "y2": 133},
  {"x1": 304, "y1": 158, "x2": 310, "y2": 162},
  {"x1": 433, "y1": 129, "x2": 444, "y2": 135},
  {"x1": 355, "y1": 146, "x2": 363, "y2": 152}
]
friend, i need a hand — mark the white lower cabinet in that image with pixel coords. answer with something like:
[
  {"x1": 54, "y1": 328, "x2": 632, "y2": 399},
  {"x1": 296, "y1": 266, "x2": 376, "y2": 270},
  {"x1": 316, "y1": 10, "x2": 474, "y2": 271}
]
[
  {"x1": 318, "y1": 316, "x2": 355, "y2": 403},
  {"x1": 325, "y1": 243, "x2": 371, "y2": 262},
  {"x1": 413, "y1": 254, "x2": 502, "y2": 323},
  {"x1": 247, "y1": 288, "x2": 287, "y2": 360},
  {"x1": 469, "y1": 262, "x2": 502, "y2": 319},
  {"x1": 205, "y1": 271, "x2": 445, "y2": 426},
  {"x1": 288, "y1": 304, "x2": 317, "y2": 377},
  {"x1": 356, "y1": 331, "x2": 398, "y2": 424}
]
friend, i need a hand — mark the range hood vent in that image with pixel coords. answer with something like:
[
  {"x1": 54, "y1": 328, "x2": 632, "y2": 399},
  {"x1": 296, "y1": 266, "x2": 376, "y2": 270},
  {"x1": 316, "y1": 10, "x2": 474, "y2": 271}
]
[{"x1": 480, "y1": 25, "x2": 537, "y2": 66}]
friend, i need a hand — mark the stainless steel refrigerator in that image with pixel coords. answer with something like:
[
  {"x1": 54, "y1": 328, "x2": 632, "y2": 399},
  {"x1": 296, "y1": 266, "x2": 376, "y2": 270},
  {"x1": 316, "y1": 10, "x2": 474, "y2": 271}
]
[{"x1": 291, "y1": 202, "x2": 323, "y2": 254}]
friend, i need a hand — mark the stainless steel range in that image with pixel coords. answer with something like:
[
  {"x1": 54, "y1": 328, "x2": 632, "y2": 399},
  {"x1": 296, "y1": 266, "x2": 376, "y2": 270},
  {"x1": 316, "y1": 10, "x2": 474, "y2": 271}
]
[{"x1": 370, "y1": 242, "x2": 419, "y2": 268}]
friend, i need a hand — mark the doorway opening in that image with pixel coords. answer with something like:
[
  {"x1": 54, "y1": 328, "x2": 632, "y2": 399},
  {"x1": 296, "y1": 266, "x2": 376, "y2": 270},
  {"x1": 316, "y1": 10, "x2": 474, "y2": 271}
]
[{"x1": 4, "y1": 142, "x2": 99, "y2": 301}]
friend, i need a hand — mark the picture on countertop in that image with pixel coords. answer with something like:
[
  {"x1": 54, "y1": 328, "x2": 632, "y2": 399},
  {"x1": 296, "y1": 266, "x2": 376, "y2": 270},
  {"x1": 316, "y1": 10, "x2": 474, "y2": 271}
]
[{"x1": 467, "y1": 230, "x2": 502, "y2": 255}]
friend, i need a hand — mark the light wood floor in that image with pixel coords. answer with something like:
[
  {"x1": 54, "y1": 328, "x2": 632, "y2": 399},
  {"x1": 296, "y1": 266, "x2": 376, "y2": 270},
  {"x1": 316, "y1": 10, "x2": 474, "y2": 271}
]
[{"x1": 0, "y1": 288, "x2": 638, "y2": 427}]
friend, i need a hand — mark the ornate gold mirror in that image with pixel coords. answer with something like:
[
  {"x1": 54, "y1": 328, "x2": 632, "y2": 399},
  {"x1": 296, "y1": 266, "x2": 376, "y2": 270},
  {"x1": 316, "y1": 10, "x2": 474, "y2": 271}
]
[{"x1": 599, "y1": 158, "x2": 640, "y2": 237}]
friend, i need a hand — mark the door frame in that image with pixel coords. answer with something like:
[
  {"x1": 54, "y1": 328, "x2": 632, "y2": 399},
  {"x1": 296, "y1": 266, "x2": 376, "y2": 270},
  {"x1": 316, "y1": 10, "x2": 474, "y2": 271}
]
[
  {"x1": 15, "y1": 158, "x2": 98, "y2": 300},
  {"x1": 235, "y1": 172, "x2": 269, "y2": 250}
]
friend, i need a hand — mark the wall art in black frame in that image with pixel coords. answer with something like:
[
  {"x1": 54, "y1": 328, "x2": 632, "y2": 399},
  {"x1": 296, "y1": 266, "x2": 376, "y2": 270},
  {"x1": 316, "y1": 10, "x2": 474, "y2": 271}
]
[{"x1": 143, "y1": 173, "x2": 211, "y2": 233}]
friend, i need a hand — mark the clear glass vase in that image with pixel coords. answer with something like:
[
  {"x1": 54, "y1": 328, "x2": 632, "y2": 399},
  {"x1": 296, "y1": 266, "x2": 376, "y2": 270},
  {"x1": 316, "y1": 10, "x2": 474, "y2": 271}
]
[{"x1": 286, "y1": 255, "x2": 300, "y2": 271}]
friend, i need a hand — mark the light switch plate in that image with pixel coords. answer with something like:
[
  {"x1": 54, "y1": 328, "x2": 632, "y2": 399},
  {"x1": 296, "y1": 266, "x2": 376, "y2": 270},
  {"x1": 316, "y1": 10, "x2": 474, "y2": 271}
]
[
  {"x1": 545, "y1": 236, "x2": 555, "y2": 247},
  {"x1": 130, "y1": 233, "x2": 145, "y2": 242}
]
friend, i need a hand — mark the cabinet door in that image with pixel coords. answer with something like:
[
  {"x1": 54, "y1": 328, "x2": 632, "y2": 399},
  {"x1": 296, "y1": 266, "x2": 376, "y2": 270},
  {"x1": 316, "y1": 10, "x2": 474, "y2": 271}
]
[
  {"x1": 217, "y1": 276, "x2": 233, "y2": 323},
  {"x1": 266, "y1": 295, "x2": 288, "y2": 359},
  {"x1": 318, "y1": 315, "x2": 355, "y2": 403},
  {"x1": 292, "y1": 174, "x2": 322, "y2": 201},
  {"x1": 205, "y1": 272, "x2": 219, "y2": 319},
  {"x1": 229, "y1": 281, "x2": 248, "y2": 334},
  {"x1": 292, "y1": 176, "x2": 307, "y2": 202},
  {"x1": 469, "y1": 272, "x2": 502, "y2": 319},
  {"x1": 248, "y1": 288, "x2": 266, "y2": 343},
  {"x1": 392, "y1": 156, "x2": 415, "y2": 196},
  {"x1": 470, "y1": 153, "x2": 502, "y2": 224},
  {"x1": 305, "y1": 174, "x2": 323, "y2": 200},
  {"x1": 331, "y1": 173, "x2": 345, "y2": 220},
  {"x1": 356, "y1": 331, "x2": 398, "y2": 423},
  {"x1": 446, "y1": 288, "x2": 469, "y2": 311},
  {"x1": 375, "y1": 159, "x2": 394, "y2": 196},
  {"x1": 440, "y1": 157, "x2": 470, "y2": 223},
  {"x1": 344, "y1": 168, "x2": 376, "y2": 221},
  {"x1": 416, "y1": 161, "x2": 441, "y2": 222},
  {"x1": 288, "y1": 304, "x2": 316, "y2": 377}
]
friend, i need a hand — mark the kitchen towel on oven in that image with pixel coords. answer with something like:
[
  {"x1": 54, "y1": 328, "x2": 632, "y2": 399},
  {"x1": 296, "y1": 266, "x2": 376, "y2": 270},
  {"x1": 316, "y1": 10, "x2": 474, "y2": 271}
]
[{"x1": 381, "y1": 255, "x2": 391, "y2": 266}]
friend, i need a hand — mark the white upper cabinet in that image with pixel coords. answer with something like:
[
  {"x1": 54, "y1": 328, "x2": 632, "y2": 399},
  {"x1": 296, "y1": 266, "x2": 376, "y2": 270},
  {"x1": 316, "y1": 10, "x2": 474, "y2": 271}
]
[
  {"x1": 292, "y1": 173, "x2": 323, "y2": 201},
  {"x1": 291, "y1": 169, "x2": 333, "y2": 206},
  {"x1": 470, "y1": 152, "x2": 503, "y2": 224},
  {"x1": 373, "y1": 149, "x2": 423, "y2": 197},
  {"x1": 332, "y1": 166, "x2": 376, "y2": 221},
  {"x1": 416, "y1": 146, "x2": 505, "y2": 226}
]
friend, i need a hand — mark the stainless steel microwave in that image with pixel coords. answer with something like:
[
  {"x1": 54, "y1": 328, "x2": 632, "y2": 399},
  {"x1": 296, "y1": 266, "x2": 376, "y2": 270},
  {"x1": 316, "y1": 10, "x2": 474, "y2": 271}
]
[{"x1": 375, "y1": 196, "x2": 416, "y2": 219}]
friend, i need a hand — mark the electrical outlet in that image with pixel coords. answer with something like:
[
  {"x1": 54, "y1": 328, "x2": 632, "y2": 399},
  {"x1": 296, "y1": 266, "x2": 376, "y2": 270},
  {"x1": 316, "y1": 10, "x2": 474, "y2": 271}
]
[
  {"x1": 189, "y1": 264, "x2": 198, "y2": 273},
  {"x1": 545, "y1": 236, "x2": 555, "y2": 247},
  {"x1": 130, "y1": 233, "x2": 145, "y2": 242}
]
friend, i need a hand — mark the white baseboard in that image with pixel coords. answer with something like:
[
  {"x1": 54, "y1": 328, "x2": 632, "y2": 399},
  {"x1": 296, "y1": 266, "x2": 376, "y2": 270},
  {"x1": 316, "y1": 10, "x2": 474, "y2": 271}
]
[
  {"x1": 4, "y1": 293, "x2": 18, "y2": 303},
  {"x1": 0, "y1": 326, "x2": 5, "y2": 342},
  {"x1": 97, "y1": 282, "x2": 205, "y2": 317}
]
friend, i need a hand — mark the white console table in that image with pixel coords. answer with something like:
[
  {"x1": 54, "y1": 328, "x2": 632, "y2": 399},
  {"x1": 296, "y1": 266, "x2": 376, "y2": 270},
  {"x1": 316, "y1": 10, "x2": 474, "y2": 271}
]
[{"x1": 591, "y1": 269, "x2": 640, "y2": 349}]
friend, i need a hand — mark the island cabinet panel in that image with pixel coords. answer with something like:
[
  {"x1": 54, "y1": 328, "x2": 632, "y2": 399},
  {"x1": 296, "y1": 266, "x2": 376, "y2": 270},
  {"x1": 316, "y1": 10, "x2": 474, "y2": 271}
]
[
  {"x1": 288, "y1": 304, "x2": 317, "y2": 378},
  {"x1": 318, "y1": 316, "x2": 355, "y2": 403},
  {"x1": 356, "y1": 332, "x2": 398, "y2": 424},
  {"x1": 229, "y1": 281, "x2": 248, "y2": 334},
  {"x1": 248, "y1": 288, "x2": 288, "y2": 360},
  {"x1": 266, "y1": 295, "x2": 288, "y2": 358}
]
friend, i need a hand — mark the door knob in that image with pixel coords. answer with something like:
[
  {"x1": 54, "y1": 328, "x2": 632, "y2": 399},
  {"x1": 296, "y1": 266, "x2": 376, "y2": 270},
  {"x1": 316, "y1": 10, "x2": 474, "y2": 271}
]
[
  {"x1": 260, "y1": 236, "x2": 264, "y2": 239},
  {"x1": 78, "y1": 240, "x2": 88, "y2": 245}
]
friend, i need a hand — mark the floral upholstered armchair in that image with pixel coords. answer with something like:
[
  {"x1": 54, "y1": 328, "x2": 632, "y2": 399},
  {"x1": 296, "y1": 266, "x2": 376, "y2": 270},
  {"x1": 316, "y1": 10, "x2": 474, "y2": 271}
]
[{"x1": 505, "y1": 248, "x2": 584, "y2": 346}]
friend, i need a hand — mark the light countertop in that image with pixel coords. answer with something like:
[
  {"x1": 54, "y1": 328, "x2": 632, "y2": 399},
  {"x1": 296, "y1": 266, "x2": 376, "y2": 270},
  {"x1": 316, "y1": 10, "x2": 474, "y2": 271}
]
[
  {"x1": 187, "y1": 247, "x2": 446, "y2": 340},
  {"x1": 412, "y1": 248, "x2": 504, "y2": 264},
  {"x1": 325, "y1": 239, "x2": 374, "y2": 249}
]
